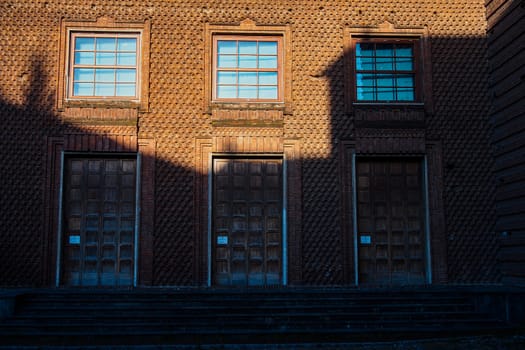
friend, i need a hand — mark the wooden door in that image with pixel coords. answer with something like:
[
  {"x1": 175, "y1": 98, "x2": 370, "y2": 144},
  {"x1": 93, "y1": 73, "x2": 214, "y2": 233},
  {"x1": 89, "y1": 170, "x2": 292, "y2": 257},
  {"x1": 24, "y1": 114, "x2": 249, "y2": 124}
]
[
  {"x1": 357, "y1": 159, "x2": 426, "y2": 285},
  {"x1": 213, "y1": 158, "x2": 283, "y2": 287},
  {"x1": 62, "y1": 157, "x2": 136, "y2": 287}
]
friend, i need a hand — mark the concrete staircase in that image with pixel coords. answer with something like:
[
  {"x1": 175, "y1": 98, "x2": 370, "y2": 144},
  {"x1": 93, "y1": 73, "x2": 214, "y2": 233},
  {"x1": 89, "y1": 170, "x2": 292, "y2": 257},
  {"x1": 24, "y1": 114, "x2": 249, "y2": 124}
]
[{"x1": 0, "y1": 288, "x2": 519, "y2": 347}]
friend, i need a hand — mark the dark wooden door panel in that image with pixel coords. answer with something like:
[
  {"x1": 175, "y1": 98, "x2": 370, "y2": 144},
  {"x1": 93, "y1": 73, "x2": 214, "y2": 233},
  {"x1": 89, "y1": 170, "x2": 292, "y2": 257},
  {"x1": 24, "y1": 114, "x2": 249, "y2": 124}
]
[
  {"x1": 62, "y1": 157, "x2": 136, "y2": 287},
  {"x1": 357, "y1": 159, "x2": 426, "y2": 285},
  {"x1": 213, "y1": 158, "x2": 283, "y2": 287}
]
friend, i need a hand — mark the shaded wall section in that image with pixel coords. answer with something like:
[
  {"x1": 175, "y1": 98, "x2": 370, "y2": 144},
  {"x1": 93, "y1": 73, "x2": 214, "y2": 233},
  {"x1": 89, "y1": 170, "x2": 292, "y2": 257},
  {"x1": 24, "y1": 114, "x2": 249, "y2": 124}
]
[
  {"x1": 0, "y1": 0, "x2": 501, "y2": 286},
  {"x1": 486, "y1": 0, "x2": 525, "y2": 284}
]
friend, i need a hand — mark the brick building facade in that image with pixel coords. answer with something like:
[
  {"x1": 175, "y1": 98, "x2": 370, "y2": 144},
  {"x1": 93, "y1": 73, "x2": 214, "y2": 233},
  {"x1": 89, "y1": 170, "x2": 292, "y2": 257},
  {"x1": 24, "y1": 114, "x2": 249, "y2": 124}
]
[{"x1": 0, "y1": 0, "x2": 511, "y2": 288}]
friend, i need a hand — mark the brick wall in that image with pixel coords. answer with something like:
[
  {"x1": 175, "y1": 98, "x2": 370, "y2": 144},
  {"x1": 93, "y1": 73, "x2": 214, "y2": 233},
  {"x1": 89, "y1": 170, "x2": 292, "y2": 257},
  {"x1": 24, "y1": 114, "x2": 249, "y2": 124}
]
[
  {"x1": 0, "y1": 0, "x2": 499, "y2": 286},
  {"x1": 486, "y1": 0, "x2": 525, "y2": 285}
]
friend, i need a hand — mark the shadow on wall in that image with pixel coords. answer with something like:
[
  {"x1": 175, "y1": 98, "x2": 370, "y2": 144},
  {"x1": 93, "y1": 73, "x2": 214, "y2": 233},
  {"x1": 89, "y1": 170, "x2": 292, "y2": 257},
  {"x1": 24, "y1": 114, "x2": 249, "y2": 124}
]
[
  {"x1": 0, "y1": 28, "x2": 501, "y2": 287},
  {"x1": 0, "y1": 56, "x2": 194, "y2": 287}
]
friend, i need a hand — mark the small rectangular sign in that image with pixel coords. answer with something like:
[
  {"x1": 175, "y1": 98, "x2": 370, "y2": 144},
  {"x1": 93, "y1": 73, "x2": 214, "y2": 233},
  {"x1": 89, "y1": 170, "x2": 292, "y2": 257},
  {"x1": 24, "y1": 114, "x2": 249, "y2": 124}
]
[
  {"x1": 217, "y1": 236, "x2": 228, "y2": 245},
  {"x1": 360, "y1": 235, "x2": 372, "y2": 244},
  {"x1": 69, "y1": 235, "x2": 81, "y2": 245}
]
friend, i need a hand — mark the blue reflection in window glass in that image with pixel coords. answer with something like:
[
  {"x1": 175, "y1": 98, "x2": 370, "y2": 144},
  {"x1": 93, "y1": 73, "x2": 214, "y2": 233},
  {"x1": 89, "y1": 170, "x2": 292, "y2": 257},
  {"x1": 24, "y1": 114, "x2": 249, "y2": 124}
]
[
  {"x1": 356, "y1": 43, "x2": 374, "y2": 57},
  {"x1": 217, "y1": 41, "x2": 237, "y2": 54},
  {"x1": 116, "y1": 69, "x2": 136, "y2": 83},
  {"x1": 238, "y1": 72, "x2": 257, "y2": 85},
  {"x1": 95, "y1": 83, "x2": 115, "y2": 96},
  {"x1": 117, "y1": 52, "x2": 136, "y2": 66},
  {"x1": 239, "y1": 55, "x2": 257, "y2": 68},
  {"x1": 356, "y1": 74, "x2": 375, "y2": 87},
  {"x1": 259, "y1": 86, "x2": 277, "y2": 99},
  {"x1": 75, "y1": 37, "x2": 94, "y2": 51},
  {"x1": 73, "y1": 82, "x2": 93, "y2": 95},
  {"x1": 376, "y1": 44, "x2": 393, "y2": 57},
  {"x1": 377, "y1": 88, "x2": 395, "y2": 101},
  {"x1": 356, "y1": 57, "x2": 374, "y2": 70},
  {"x1": 357, "y1": 87, "x2": 374, "y2": 100},
  {"x1": 117, "y1": 38, "x2": 136, "y2": 51},
  {"x1": 238, "y1": 86, "x2": 257, "y2": 98},
  {"x1": 377, "y1": 74, "x2": 394, "y2": 87},
  {"x1": 258, "y1": 41, "x2": 277, "y2": 55},
  {"x1": 259, "y1": 72, "x2": 277, "y2": 85},
  {"x1": 239, "y1": 41, "x2": 257, "y2": 54},
  {"x1": 96, "y1": 52, "x2": 116, "y2": 65},
  {"x1": 397, "y1": 89, "x2": 414, "y2": 101},
  {"x1": 74, "y1": 68, "x2": 94, "y2": 82},
  {"x1": 396, "y1": 75, "x2": 414, "y2": 87},
  {"x1": 96, "y1": 38, "x2": 116, "y2": 51},
  {"x1": 258, "y1": 56, "x2": 277, "y2": 69},
  {"x1": 396, "y1": 45, "x2": 413, "y2": 57},
  {"x1": 116, "y1": 84, "x2": 136, "y2": 96},
  {"x1": 95, "y1": 69, "x2": 114, "y2": 82},
  {"x1": 217, "y1": 85, "x2": 237, "y2": 98},
  {"x1": 218, "y1": 55, "x2": 237, "y2": 68},
  {"x1": 396, "y1": 57, "x2": 413, "y2": 70},
  {"x1": 217, "y1": 71, "x2": 236, "y2": 84},
  {"x1": 75, "y1": 52, "x2": 94, "y2": 65},
  {"x1": 376, "y1": 57, "x2": 394, "y2": 70}
]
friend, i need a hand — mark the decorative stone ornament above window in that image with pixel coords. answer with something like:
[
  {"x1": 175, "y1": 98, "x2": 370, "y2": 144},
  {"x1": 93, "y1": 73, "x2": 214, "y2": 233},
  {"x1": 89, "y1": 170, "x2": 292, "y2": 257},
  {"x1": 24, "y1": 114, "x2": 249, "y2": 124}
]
[
  {"x1": 344, "y1": 21, "x2": 433, "y2": 115},
  {"x1": 57, "y1": 17, "x2": 150, "y2": 112},
  {"x1": 204, "y1": 19, "x2": 292, "y2": 115}
]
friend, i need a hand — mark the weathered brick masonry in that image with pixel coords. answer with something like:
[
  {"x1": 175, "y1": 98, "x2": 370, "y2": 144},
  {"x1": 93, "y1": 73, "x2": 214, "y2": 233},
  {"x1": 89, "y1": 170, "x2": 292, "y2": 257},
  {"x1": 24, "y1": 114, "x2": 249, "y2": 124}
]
[{"x1": 0, "y1": 0, "x2": 500, "y2": 286}]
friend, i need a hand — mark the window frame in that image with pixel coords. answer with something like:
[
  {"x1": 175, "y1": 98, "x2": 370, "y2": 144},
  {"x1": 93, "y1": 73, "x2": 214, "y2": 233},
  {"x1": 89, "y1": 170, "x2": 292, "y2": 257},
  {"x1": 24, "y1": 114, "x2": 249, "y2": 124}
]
[
  {"x1": 204, "y1": 19, "x2": 292, "y2": 114},
  {"x1": 212, "y1": 35, "x2": 284, "y2": 103},
  {"x1": 353, "y1": 37, "x2": 420, "y2": 103},
  {"x1": 344, "y1": 22, "x2": 432, "y2": 112},
  {"x1": 57, "y1": 18, "x2": 150, "y2": 111},
  {"x1": 67, "y1": 31, "x2": 141, "y2": 100}
]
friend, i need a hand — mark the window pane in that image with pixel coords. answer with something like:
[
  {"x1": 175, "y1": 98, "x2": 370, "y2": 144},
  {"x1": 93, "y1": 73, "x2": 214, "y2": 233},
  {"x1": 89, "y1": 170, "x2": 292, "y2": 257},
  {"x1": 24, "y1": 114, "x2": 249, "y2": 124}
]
[
  {"x1": 238, "y1": 85, "x2": 257, "y2": 98},
  {"x1": 217, "y1": 71, "x2": 236, "y2": 84},
  {"x1": 74, "y1": 68, "x2": 94, "y2": 82},
  {"x1": 397, "y1": 88, "x2": 415, "y2": 101},
  {"x1": 95, "y1": 69, "x2": 115, "y2": 82},
  {"x1": 117, "y1": 52, "x2": 136, "y2": 66},
  {"x1": 239, "y1": 55, "x2": 257, "y2": 68},
  {"x1": 376, "y1": 44, "x2": 394, "y2": 57},
  {"x1": 396, "y1": 75, "x2": 414, "y2": 87},
  {"x1": 396, "y1": 57, "x2": 413, "y2": 70},
  {"x1": 396, "y1": 45, "x2": 413, "y2": 57},
  {"x1": 238, "y1": 72, "x2": 257, "y2": 85},
  {"x1": 73, "y1": 82, "x2": 93, "y2": 95},
  {"x1": 259, "y1": 72, "x2": 277, "y2": 85},
  {"x1": 217, "y1": 85, "x2": 237, "y2": 98},
  {"x1": 117, "y1": 38, "x2": 137, "y2": 51},
  {"x1": 356, "y1": 57, "x2": 374, "y2": 70},
  {"x1": 239, "y1": 41, "x2": 257, "y2": 54},
  {"x1": 258, "y1": 41, "x2": 277, "y2": 55},
  {"x1": 217, "y1": 40, "x2": 237, "y2": 54},
  {"x1": 377, "y1": 74, "x2": 394, "y2": 87},
  {"x1": 357, "y1": 87, "x2": 374, "y2": 100},
  {"x1": 116, "y1": 69, "x2": 136, "y2": 83},
  {"x1": 377, "y1": 88, "x2": 395, "y2": 101},
  {"x1": 95, "y1": 83, "x2": 115, "y2": 96},
  {"x1": 116, "y1": 83, "x2": 136, "y2": 96},
  {"x1": 356, "y1": 73, "x2": 375, "y2": 87},
  {"x1": 96, "y1": 52, "x2": 116, "y2": 65},
  {"x1": 218, "y1": 55, "x2": 237, "y2": 68},
  {"x1": 376, "y1": 57, "x2": 394, "y2": 70},
  {"x1": 75, "y1": 37, "x2": 94, "y2": 51},
  {"x1": 259, "y1": 86, "x2": 277, "y2": 99},
  {"x1": 258, "y1": 56, "x2": 277, "y2": 69},
  {"x1": 96, "y1": 38, "x2": 116, "y2": 51},
  {"x1": 356, "y1": 43, "x2": 373, "y2": 57},
  {"x1": 75, "y1": 52, "x2": 95, "y2": 65}
]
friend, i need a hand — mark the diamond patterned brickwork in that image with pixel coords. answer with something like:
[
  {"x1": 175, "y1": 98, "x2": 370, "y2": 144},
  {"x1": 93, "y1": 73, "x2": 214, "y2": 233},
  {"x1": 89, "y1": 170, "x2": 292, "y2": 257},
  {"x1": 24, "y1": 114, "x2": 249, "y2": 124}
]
[{"x1": 0, "y1": 0, "x2": 498, "y2": 286}]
